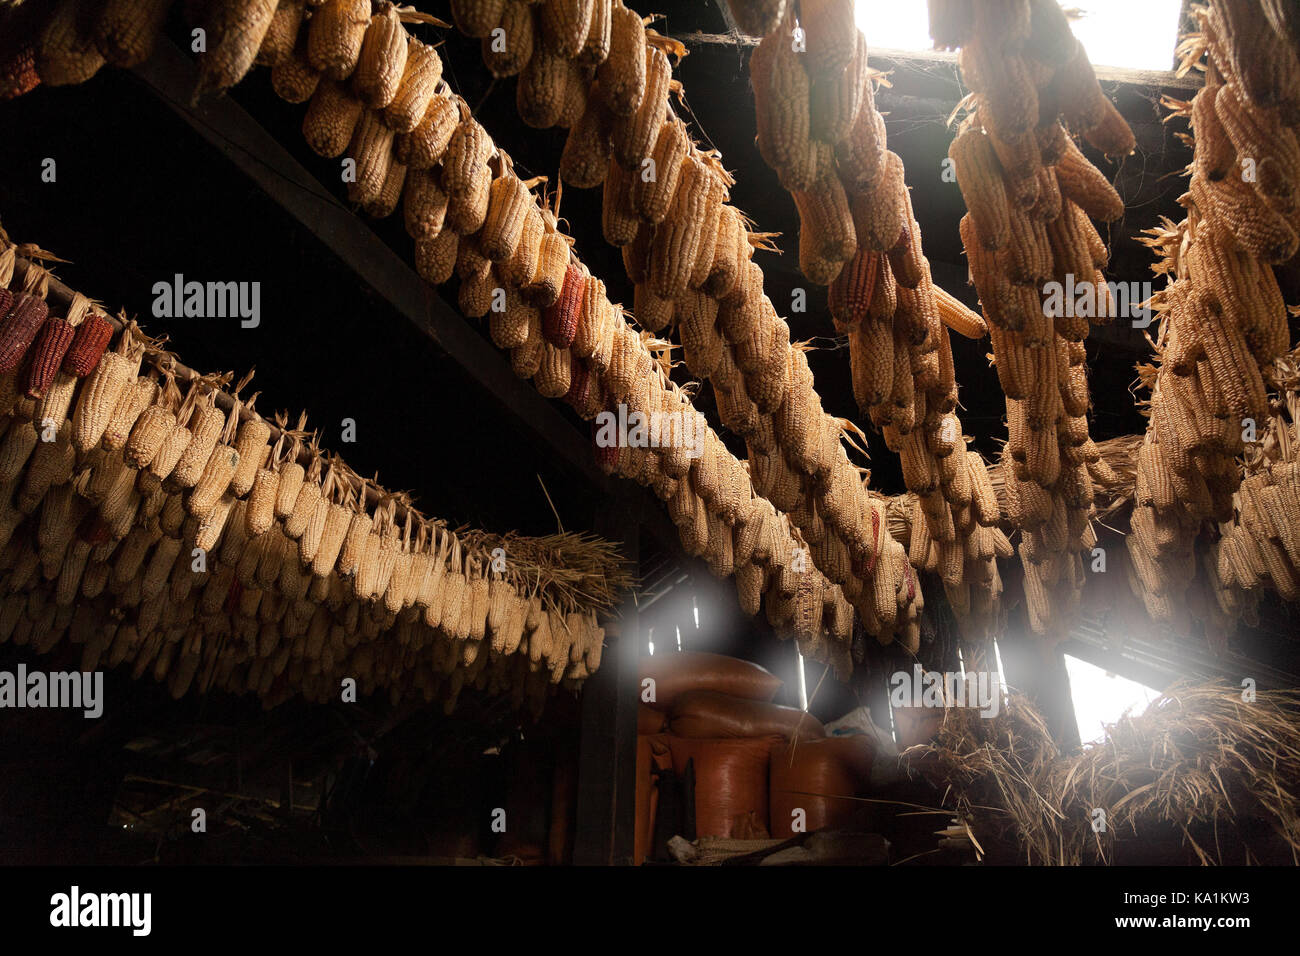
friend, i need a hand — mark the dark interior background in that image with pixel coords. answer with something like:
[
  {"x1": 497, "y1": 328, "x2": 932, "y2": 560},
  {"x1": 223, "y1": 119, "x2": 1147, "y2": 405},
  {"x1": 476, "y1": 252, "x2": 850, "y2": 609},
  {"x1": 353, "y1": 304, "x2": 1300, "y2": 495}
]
[{"x1": 0, "y1": 1, "x2": 1295, "y2": 865}]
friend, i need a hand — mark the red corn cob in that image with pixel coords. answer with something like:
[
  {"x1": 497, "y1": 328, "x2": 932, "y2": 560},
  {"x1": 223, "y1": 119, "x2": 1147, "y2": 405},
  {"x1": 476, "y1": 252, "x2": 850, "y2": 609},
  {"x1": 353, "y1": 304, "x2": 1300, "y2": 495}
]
[
  {"x1": 542, "y1": 260, "x2": 585, "y2": 348},
  {"x1": 867, "y1": 506, "x2": 881, "y2": 574},
  {"x1": 592, "y1": 420, "x2": 619, "y2": 473},
  {"x1": 224, "y1": 579, "x2": 243, "y2": 617},
  {"x1": 886, "y1": 223, "x2": 922, "y2": 289},
  {"x1": 22, "y1": 316, "x2": 75, "y2": 398},
  {"x1": 565, "y1": 358, "x2": 593, "y2": 411},
  {"x1": 78, "y1": 512, "x2": 112, "y2": 546},
  {"x1": 828, "y1": 248, "x2": 878, "y2": 329},
  {"x1": 0, "y1": 31, "x2": 39, "y2": 100},
  {"x1": 0, "y1": 288, "x2": 13, "y2": 320},
  {"x1": 0, "y1": 292, "x2": 50, "y2": 374},
  {"x1": 62, "y1": 312, "x2": 114, "y2": 377}
]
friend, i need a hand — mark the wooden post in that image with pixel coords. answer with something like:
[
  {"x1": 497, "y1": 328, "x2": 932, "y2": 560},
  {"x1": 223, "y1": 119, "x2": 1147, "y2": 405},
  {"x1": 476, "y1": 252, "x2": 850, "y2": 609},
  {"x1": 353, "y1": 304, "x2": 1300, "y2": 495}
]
[
  {"x1": 574, "y1": 500, "x2": 641, "y2": 865},
  {"x1": 996, "y1": 599, "x2": 1082, "y2": 750}
]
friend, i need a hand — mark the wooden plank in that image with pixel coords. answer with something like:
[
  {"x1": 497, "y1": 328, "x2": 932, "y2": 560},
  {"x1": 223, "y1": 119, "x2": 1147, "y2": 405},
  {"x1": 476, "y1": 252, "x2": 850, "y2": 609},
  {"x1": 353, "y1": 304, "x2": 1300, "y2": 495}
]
[
  {"x1": 683, "y1": 29, "x2": 1201, "y2": 90},
  {"x1": 574, "y1": 500, "x2": 642, "y2": 864}
]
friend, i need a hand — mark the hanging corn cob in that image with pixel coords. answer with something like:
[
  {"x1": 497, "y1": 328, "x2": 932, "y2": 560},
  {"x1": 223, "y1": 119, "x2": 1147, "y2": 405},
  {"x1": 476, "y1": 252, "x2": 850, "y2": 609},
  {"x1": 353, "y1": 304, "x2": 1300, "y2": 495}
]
[
  {"x1": 936, "y1": 0, "x2": 1138, "y2": 641},
  {"x1": 193, "y1": 0, "x2": 280, "y2": 97},
  {"x1": 1127, "y1": 2, "x2": 1300, "y2": 625},
  {"x1": 0, "y1": 237, "x2": 630, "y2": 718},
  {"x1": 12, "y1": 0, "x2": 917, "y2": 671},
  {"x1": 436, "y1": 5, "x2": 921, "y2": 655},
  {"x1": 742, "y1": 3, "x2": 1007, "y2": 641}
]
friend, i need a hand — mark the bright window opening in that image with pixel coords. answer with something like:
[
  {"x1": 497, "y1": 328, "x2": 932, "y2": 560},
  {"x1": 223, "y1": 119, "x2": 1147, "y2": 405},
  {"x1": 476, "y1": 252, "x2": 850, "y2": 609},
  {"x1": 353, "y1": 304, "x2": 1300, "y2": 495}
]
[
  {"x1": 795, "y1": 647, "x2": 809, "y2": 711},
  {"x1": 851, "y1": 0, "x2": 1183, "y2": 72},
  {"x1": 1066, "y1": 0, "x2": 1184, "y2": 71},
  {"x1": 1064, "y1": 654, "x2": 1161, "y2": 745},
  {"x1": 992, "y1": 640, "x2": 1009, "y2": 698},
  {"x1": 851, "y1": 0, "x2": 933, "y2": 52}
]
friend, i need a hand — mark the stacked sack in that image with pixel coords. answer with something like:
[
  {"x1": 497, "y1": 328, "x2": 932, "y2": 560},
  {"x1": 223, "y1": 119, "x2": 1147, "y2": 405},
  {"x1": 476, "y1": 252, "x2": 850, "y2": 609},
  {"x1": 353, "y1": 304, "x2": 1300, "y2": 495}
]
[
  {"x1": 635, "y1": 650, "x2": 874, "y2": 860},
  {"x1": 934, "y1": 0, "x2": 1134, "y2": 640}
]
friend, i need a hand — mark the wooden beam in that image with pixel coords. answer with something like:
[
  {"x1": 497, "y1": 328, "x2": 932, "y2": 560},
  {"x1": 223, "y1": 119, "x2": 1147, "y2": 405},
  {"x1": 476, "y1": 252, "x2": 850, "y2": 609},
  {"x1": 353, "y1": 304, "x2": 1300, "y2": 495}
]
[
  {"x1": 574, "y1": 501, "x2": 642, "y2": 865},
  {"x1": 680, "y1": 32, "x2": 1202, "y2": 91}
]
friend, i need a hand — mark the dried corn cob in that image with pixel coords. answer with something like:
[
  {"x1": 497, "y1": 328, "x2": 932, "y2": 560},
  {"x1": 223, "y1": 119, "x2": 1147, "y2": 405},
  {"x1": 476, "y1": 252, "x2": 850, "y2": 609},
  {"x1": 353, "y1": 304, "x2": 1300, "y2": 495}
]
[
  {"x1": 303, "y1": 78, "x2": 364, "y2": 157},
  {"x1": 308, "y1": 0, "x2": 370, "y2": 80},
  {"x1": 483, "y1": 0, "x2": 534, "y2": 77},
  {"x1": 394, "y1": 94, "x2": 459, "y2": 168},
  {"x1": 384, "y1": 38, "x2": 443, "y2": 132},
  {"x1": 541, "y1": 0, "x2": 595, "y2": 59},
  {"x1": 94, "y1": 0, "x2": 172, "y2": 68},
  {"x1": 22, "y1": 317, "x2": 75, "y2": 399},
  {"x1": 255, "y1": 0, "x2": 307, "y2": 68},
  {"x1": 61, "y1": 311, "x2": 113, "y2": 378},
  {"x1": 632, "y1": 120, "x2": 688, "y2": 224},
  {"x1": 452, "y1": 0, "x2": 506, "y2": 39},
  {"x1": 195, "y1": 0, "x2": 279, "y2": 96},
  {"x1": 598, "y1": 2, "x2": 646, "y2": 117},
  {"x1": 612, "y1": 46, "x2": 669, "y2": 169},
  {"x1": 353, "y1": 2, "x2": 408, "y2": 109},
  {"x1": 560, "y1": 90, "x2": 614, "y2": 188},
  {"x1": 36, "y1": 0, "x2": 106, "y2": 87},
  {"x1": 542, "y1": 259, "x2": 585, "y2": 348},
  {"x1": 648, "y1": 156, "x2": 712, "y2": 300},
  {"x1": 949, "y1": 124, "x2": 1010, "y2": 250},
  {"x1": 271, "y1": 34, "x2": 322, "y2": 102}
]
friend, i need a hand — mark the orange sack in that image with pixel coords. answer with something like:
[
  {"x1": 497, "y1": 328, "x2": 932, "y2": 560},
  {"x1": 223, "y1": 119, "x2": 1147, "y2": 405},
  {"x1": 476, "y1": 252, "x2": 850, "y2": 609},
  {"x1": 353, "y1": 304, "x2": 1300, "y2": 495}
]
[
  {"x1": 769, "y1": 736, "x2": 875, "y2": 837},
  {"x1": 639, "y1": 651, "x2": 783, "y2": 712},
  {"x1": 668, "y1": 690, "x2": 826, "y2": 741},
  {"x1": 667, "y1": 735, "x2": 777, "y2": 838},
  {"x1": 638, "y1": 703, "x2": 668, "y2": 735}
]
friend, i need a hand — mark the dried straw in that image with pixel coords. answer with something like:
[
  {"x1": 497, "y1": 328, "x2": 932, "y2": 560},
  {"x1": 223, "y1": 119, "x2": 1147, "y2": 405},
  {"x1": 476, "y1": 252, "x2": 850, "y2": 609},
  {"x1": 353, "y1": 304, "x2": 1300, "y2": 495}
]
[{"x1": 907, "y1": 682, "x2": 1300, "y2": 865}]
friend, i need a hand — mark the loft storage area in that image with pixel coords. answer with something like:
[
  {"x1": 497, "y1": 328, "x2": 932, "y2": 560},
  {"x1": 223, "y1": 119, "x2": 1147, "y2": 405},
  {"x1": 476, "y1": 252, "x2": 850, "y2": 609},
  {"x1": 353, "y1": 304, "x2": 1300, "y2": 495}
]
[{"x1": 0, "y1": 0, "x2": 1298, "y2": 892}]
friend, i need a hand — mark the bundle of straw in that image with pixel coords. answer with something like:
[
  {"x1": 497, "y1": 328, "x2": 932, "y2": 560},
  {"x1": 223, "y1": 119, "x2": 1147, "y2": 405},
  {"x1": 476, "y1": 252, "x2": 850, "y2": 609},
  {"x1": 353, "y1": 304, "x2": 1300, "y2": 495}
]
[{"x1": 908, "y1": 682, "x2": 1300, "y2": 865}]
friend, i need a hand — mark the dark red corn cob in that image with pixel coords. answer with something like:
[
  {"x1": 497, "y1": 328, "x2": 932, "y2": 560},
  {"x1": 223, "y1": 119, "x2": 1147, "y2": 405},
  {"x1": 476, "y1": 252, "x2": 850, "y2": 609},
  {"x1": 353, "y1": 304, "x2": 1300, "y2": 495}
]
[
  {"x1": 542, "y1": 260, "x2": 585, "y2": 348},
  {"x1": 224, "y1": 579, "x2": 244, "y2": 617},
  {"x1": 78, "y1": 512, "x2": 112, "y2": 546},
  {"x1": 886, "y1": 222, "x2": 922, "y2": 289},
  {"x1": 0, "y1": 287, "x2": 13, "y2": 321},
  {"x1": 828, "y1": 248, "x2": 877, "y2": 331},
  {"x1": 62, "y1": 312, "x2": 114, "y2": 377},
  {"x1": 0, "y1": 292, "x2": 50, "y2": 374},
  {"x1": 22, "y1": 316, "x2": 75, "y2": 398},
  {"x1": 0, "y1": 33, "x2": 39, "y2": 101},
  {"x1": 592, "y1": 419, "x2": 619, "y2": 474},
  {"x1": 565, "y1": 358, "x2": 592, "y2": 411},
  {"x1": 866, "y1": 505, "x2": 881, "y2": 575}
]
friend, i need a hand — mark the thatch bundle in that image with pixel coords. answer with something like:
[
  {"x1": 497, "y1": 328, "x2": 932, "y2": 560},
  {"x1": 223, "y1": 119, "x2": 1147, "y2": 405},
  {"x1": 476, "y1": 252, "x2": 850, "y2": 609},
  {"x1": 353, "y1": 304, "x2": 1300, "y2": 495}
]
[{"x1": 907, "y1": 682, "x2": 1300, "y2": 865}]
